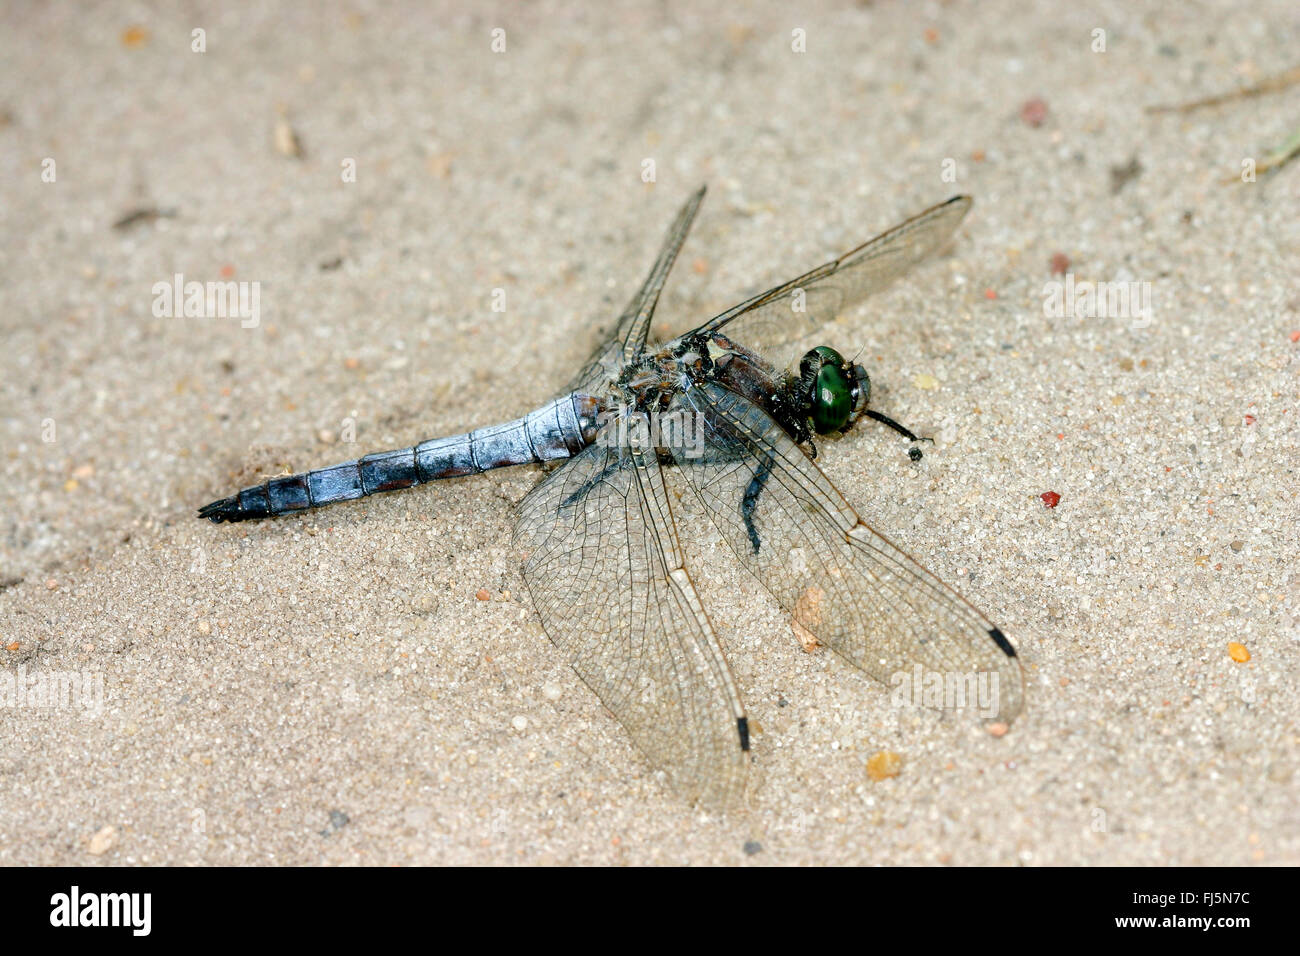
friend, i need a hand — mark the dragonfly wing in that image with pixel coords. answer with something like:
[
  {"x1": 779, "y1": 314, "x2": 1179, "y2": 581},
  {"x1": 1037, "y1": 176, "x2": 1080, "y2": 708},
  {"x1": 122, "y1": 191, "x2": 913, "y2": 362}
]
[
  {"x1": 673, "y1": 381, "x2": 1023, "y2": 725},
  {"x1": 694, "y1": 195, "x2": 972, "y2": 357},
  {"x1": 515, "y1": 430, "x2": 750, "y2": 805},
  {"x1": 566, "y1": 186, "x2": 707, "y2": 396}
]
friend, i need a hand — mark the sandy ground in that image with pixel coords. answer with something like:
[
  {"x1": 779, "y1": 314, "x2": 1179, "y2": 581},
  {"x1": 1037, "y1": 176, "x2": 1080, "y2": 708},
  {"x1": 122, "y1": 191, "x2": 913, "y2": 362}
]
[{"x1": 1, "y1": 1, "x2": 1297, "y2": 865}]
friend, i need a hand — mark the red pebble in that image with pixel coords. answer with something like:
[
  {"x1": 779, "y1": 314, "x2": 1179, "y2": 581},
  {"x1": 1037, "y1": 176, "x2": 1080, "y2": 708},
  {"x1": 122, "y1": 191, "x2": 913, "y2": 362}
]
[
  {"x1": 1243, "y1": 414, "x2": 1256, "y2": 425},
  {"x1": 1020, "y1": 98, "x2": 1048, "y2": 127},
  {"x1": 1290, "y1": 330, "x2": 1300, "y2": 343},
  {"x1": 1040, "y1": 491, "x2": 1061, "y2": 509},
  {"x1": 984, "y1": 288, "x2": 997, "y2": 300},
  {"x1": 220, "y1": 264, "x2": 235, "y2": 278},
  {"x1": 1050, "y1": 252, "x2": 1070, "y2": 275}
]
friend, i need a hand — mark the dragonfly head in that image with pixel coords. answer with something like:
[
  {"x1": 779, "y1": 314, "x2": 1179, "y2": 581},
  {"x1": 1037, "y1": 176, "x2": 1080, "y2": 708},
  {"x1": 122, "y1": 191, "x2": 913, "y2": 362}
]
[{"x1": 797, "y1": 346, "x2": 870, "y2": 435}]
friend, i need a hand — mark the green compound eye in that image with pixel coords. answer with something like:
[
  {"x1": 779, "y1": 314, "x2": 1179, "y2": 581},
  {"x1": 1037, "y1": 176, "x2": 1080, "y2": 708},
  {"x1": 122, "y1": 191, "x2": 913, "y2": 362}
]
[{"x1": 810, "y1": 361, "x2": 853, "y2": 434}]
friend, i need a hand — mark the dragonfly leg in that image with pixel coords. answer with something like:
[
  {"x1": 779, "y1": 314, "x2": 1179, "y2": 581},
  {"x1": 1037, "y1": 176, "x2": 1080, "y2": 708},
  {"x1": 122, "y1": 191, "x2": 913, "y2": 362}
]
[
  {"x1": 863, "y1": 409, "x2": 933, "y2": 461},
  {"x1": 741, "y1": 454, "x2": 774, "y2": 554},
  {"x1": 560, "y1": 458, "x2": 623, "y2": 509}
]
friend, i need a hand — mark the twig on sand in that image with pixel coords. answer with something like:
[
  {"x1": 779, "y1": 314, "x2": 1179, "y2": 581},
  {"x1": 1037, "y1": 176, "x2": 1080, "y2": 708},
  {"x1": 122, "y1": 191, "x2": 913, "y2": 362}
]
[{"x1": 1146, "y1": 65, "x2": 1300, "y2": 114}]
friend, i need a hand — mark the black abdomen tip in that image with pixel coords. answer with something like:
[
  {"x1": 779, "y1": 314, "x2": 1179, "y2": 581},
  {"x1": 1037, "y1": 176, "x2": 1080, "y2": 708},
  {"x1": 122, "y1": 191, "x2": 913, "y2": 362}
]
[{"x1": 198, "y1": 495, "x2": 262, "y2": 523}]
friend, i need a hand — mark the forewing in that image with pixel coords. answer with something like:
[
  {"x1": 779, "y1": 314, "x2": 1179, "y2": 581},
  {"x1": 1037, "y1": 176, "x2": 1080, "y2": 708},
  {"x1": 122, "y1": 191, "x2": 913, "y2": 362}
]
[
  {"x1": 567, "y1": 187, "x2": 707, "y2": 396},
  {"x1": 515, "y1": 434, "x2": 749, "y2": 804},
  {"x1": 695, "y1": 195, "x2": 972, "y2": 357},
  {"x1": 675, "y1": 382, "x2": 1023, "y2": 725}
]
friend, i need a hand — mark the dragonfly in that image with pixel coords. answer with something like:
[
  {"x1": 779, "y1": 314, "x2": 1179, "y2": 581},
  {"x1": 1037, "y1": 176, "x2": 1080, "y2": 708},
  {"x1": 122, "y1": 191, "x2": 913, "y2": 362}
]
[{"x1": 200, "y1": 188, "x2": 1024, "y2": 805}]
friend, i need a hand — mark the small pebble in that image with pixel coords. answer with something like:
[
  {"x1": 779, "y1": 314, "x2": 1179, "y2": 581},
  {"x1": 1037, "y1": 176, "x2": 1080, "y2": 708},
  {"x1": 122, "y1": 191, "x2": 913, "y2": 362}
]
[
  {"x1": 1020, "y1": 97, "x2": 1048, "y2": 127},
  {"x1": 274, "y1": 117, "x2": 303, "y2": 158},
  {"x1": 1040, "y1": 491, "x2": 1061, "y2": 509},
  {"x1": 1228, "y1": 642, "x2": 1251, "y2": 663},
  {"x1": 866, "y1": 750, "x2": 903, "y2": 781},
  {"x1": 319, "y1": 809, "x2": 350, "y2": 836},
  {"x1": 743, "y1": 840, "x2": 763, "y2": 855},
  {"x1": 512, "y1": 715, "x2": 529, "y2": 732},
  {"x1": 87, "y1": 825, "x2": 118, "y2": 855}
]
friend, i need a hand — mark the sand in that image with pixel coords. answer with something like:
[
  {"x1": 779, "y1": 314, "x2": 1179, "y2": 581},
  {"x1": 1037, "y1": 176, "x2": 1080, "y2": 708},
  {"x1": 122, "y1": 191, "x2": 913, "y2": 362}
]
[{"x1": 1, "y1": 1, "x2": 1296, "y2": 865}]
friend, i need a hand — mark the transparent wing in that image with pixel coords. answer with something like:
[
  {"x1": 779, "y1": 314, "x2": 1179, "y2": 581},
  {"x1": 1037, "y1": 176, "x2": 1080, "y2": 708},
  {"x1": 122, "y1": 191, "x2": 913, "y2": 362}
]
[
  {"x1": 674, "y1": 381, "x2": 1023, "y2": 725},
  {"x1": 566, "y1": 186, "x2": 707, "y2": 396},
  {"x1": 693, "y1": 195, "x2": 972, "y2": 357},
  {"x1": 514, "y1": 431, "x2": 749, "y2": 805}
]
